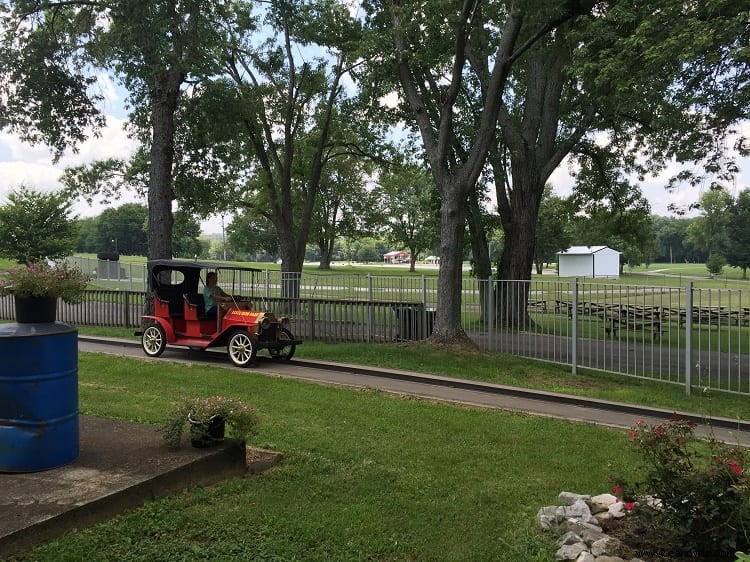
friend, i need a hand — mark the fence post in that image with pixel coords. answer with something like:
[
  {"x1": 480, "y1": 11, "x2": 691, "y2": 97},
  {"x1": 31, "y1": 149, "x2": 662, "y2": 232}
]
[
  {"x1": 265, "y1": 269, "x2": 271, "y2": 301},
  {"x1": 307, "y1": 298, "x2": 315, "y2": 341},
  {"x1": 685, "y1": 282, "x2": 693, "y2": 395},
  {"x1": 367, "y1": 274, "x2": 374, "y2": 342},
  {"x1": 571, "y1": 277, "x2": 578, "y2": 375},
  {"x1": 123, "y1": 291, "x2": 130, "y2": 328},
  {"x1": 487, "y1": 278, "x2": 494, "y2": 351},
  {"x1": 421, "y1": 275, "x2": 429, "y2": 339}
]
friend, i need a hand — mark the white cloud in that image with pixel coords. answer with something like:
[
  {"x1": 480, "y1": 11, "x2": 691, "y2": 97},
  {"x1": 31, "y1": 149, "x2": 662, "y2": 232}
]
[
  {"x1": 0, "y1": 160, "x2": 61, "y2": 192},
  {"x1": 0, "y1": 115, "x2": 139, "y2": 216},
  {"x1": 0, "y1": 116, "x2": 223, "y2": 233},
  {"x1": 379, "y1": 91, "x2": 400, "y2": 108},
  {"x1": 0, "y1": 130, "x2": 55, "y2": 164}
]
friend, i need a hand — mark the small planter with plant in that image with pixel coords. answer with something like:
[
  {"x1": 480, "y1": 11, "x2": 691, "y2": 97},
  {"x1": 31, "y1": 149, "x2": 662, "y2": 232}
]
[
  {"x1": 0, "y1": 260, "x2": 89, "y2": 302},
  {"x1": 0, "y1": 260, "x2": 90, "y2": 322},
  {"x1": 161, "y1": 396, "x2": 258, "y2": 448}
]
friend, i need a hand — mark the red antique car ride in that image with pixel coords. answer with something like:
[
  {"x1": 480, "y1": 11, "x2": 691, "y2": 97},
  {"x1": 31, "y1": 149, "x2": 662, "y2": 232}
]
[{"x1": 138, "y1": 260, "x2": 300, "y2": 367}]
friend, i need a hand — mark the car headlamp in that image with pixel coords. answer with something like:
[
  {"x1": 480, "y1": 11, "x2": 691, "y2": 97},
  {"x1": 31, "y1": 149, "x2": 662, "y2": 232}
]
[{"x1": 259, "y1": 315, "x2": 271, "y2": 330}]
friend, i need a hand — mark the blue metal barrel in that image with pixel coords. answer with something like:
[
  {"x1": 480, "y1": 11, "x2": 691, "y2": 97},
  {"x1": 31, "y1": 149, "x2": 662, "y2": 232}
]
[{"x1": 0, "y1": 322, "x2": 79, "y2": 472}]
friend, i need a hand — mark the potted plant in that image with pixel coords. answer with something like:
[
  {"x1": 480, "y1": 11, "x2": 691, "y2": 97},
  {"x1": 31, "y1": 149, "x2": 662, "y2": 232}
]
[
  {"x1": 0, "y1": 260, "x2": 90, "y2": 323},
  {"x1": 161, "y1": 396, "x2": 258, "y2": 448}
]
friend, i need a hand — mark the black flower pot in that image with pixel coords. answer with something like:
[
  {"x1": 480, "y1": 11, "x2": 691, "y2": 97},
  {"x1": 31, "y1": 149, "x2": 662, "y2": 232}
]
[
  {"x1": 14, "y1": 295, "x2": 57, "y2": 323},
  {"x1": 188, "y1": 414, "x2": 226, "y2": 448}
]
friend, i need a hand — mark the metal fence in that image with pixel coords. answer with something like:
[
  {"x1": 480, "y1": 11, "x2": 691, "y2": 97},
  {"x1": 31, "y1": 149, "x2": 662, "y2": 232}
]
[
  {"x1": 5, "y1": 265, "x2": 750, "y2": 396},
  {"x1": 473, "y1": 279, "x2": 750, "y2": 396}
]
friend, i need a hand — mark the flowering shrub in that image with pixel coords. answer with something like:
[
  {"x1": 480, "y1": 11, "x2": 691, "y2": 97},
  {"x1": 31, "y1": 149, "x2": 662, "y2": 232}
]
[
  {"x1": 161, "y1": 396, "x2": 258, "y2": 447},
  {"x1": 0, "y1": 261, "x2": 90, "y2": 303},
  {"x1": 613, "y1": 417, "x2": 750, "y2": 552}
]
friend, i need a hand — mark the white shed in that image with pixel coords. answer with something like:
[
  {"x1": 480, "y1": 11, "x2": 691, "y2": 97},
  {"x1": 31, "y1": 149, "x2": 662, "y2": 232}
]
[{"x1": 557, "y1": 246, "x2": 621, "y2": 278}]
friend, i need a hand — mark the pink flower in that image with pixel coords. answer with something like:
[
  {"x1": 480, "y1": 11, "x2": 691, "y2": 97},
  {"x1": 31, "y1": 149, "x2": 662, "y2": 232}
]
[
  {"x1": 612, "y1": 485, "x2": 622, "y2": 496},
  {"x1": 628, "y1": 430, "x2": 638, "y2": 438},
  {"x1": 728, "y1": 461, "x2": 743, "y2": 475},
  {"x1": 624, "y1": 502, "x2": 635, "y2": 510},
  {"x1": 635, "y1": 418, "x2": 645, "y2": 426}
]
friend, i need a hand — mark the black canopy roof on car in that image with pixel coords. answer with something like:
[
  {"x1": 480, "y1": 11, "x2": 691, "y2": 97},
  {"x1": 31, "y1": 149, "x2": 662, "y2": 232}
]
[
  {"x1": 146, "y1": 260, "x2": 262, "y2": 292},
  {"x1": 147, "y1": 259, "x2": 262, "y2": 273}
]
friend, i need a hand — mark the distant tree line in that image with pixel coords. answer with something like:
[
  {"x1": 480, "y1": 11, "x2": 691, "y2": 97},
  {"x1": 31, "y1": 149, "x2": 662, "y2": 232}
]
[
  {"x1": 1, "y1": 184, "x2": 749, "y2": 283},
  {"x1": 533, "y1": 186, "x2": 750, "y2": 279}
]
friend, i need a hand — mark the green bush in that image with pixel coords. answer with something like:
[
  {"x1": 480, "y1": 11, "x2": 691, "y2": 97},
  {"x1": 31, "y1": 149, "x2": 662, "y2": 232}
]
[
  {"x1": 707, "y1": 253, "x2": 727, "y2": 277},
  {"x1": 615, "y1": 418, "x2": 750, "y2": 552}
]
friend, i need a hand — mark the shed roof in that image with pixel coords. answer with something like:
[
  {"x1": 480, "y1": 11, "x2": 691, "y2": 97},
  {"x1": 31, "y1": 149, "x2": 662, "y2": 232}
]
[{"x1": 557, "y1": 245, "x2": 619, "y2": 255}]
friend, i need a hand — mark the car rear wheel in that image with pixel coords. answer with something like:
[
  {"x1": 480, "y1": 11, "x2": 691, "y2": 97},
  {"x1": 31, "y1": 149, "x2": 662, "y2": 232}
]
[
  {"x1": 142, "y1": 324, "x2": 167, "y2": 357},
  {"x1": 228, "y1": 331, "x2": 258, "y2": 367},
  {"x1": 269, "y1": 327, "x2": 296, "y2": 361}
]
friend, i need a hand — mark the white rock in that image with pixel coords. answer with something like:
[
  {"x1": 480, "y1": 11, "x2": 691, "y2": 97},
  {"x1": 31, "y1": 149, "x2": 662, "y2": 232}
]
[
  {"x1": 608, "y1": 501, "x2": 626, "y2": 519},
  {"x1": 589, "y1": 493, "x2": 618, "y2": 513},
  {"x1": 555, "y1": 542, "x2": 588, "y2": 561},
  {"x1": 558, "y1": 491, "x2": 591, "y2": 506},
  {"x1": 593, "y1": 511, "x2": 613, "y2": 525},
  {"x1": 538, "y1": 514, "x2": 557, "y2": 531},
  {"x1": 591, "y1": 536, "x2": 625, "y2": 557},
  {"x1": 579, "y1": 526, "x2": 607, "y2": 546},
  {"x1": 574, "y1": 553, "x2": 595, "y2": 562},
  {"x1": 558, "y1": 531, "x2": 582, "y2": 546},
  {"x1": 561, "y1": 520, "x2": 603, "y2": 535},
  {"x1": 537, "y1": 506, "x2": 560, "y2": 530},
  {"x1": 557, "y1": 499, "x2": 594, "y2": 523}
]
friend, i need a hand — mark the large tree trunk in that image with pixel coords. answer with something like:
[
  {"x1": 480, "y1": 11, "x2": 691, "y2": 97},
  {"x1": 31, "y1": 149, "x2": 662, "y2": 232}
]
[
  {"x1": 147, "y1": 71, "x2": 181, "y2": 260},
  {"x1": 278, "y1": 226, "x2": 303, "y2": 302},
  {"x1": 494, "y1": 38, "x2": 577, "y2": 327},
  {"x1": 318, "y1": 237, "x2": 333, "y2": 269},
  {"x1": 496, "y1": 166, "x2": 545, "y2": 328},
  {"x1": 432, "y1": 187, "x2": 469, "y2": 343}
]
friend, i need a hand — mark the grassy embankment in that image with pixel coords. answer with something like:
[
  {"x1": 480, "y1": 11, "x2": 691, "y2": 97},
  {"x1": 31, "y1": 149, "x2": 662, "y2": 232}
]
[{"x1": 10, "y1": 350, "x2": 643, "y2": 562}]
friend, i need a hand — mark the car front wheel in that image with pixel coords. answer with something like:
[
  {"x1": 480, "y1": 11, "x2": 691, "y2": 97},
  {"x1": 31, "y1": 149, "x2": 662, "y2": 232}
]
[
  {"x1": 269, "y1": 327, "x2": 296, "y2": 361},
  {"x1": 142, "y1": 324, "x2": 167, "y2": 357},
  {"x1": 228, "y1": 331, "x2": 258, "y2": 367}
]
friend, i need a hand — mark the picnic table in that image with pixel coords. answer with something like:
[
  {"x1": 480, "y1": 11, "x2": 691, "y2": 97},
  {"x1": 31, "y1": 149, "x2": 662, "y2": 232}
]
[
  {"x1": 596, "y1": 305, "x2": 666, "y2": 342},
  {"x1": 554, "y1": 300, "x2": 608, "y2": 317},
  {"x1": 675, "y1": 306, "x2": 743, "y2": 328}
]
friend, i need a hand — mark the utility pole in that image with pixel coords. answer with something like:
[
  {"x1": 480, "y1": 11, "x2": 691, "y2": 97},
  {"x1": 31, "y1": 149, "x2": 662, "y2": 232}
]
[{"x1": 221, "y1": 215, "x2": 226, "y2": 261}]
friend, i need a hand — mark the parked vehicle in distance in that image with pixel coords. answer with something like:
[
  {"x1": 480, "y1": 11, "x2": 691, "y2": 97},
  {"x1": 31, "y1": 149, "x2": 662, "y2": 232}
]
[{"x1": 137, "y1": 260, "x2": 301, "y2": 367}]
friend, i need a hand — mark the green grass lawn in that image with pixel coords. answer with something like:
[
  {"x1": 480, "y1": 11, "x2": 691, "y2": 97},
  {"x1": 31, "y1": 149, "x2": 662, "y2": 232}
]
[
  {"x1": 10, "y1": 352, "x2": 640, "y2": 562},
  {"x1": 77, "y1": 327, "x2": 750, "y2": 421}
]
